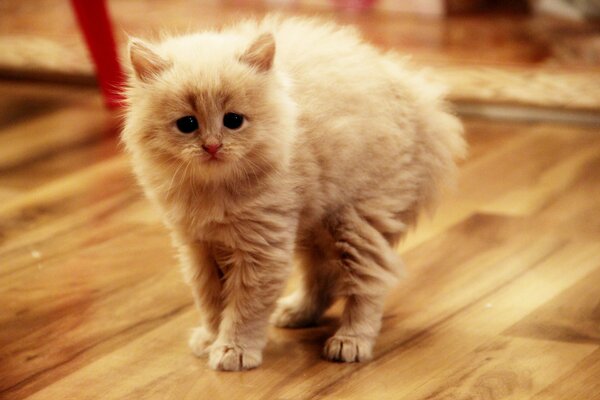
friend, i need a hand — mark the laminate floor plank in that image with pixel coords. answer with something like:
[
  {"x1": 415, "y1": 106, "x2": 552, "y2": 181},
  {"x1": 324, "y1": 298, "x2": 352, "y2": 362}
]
[{"x1": 531, "y1": 348, "x2": 600, "y2": 400}]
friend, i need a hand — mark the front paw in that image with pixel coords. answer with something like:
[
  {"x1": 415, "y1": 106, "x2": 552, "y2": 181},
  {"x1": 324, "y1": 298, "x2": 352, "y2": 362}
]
[
  {"x1": 208, "y1": 343, "x2": 262, "y2": 371},
  {"x1": 188, "y1": 326, "x2": 216, "y2": 357},
  {"x1": 323, "y1": 334, "x2": 374, "y2": 363}
]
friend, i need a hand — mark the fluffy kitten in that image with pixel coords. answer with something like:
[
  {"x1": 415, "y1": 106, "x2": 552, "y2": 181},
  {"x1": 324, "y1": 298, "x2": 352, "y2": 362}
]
[{"x1": 122, "y1": 16, "x2": 465, "y2": 371}]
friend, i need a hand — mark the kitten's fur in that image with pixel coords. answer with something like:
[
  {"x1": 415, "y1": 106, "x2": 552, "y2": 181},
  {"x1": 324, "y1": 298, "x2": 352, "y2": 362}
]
[{"x1": 122, "y1": 16, "x2": 465, "y2": 371}]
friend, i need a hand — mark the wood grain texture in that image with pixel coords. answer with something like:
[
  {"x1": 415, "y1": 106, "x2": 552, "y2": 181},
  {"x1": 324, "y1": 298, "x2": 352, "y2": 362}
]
[{"x1": 1, "y1": 72, "x2": 599, "y2": 400}]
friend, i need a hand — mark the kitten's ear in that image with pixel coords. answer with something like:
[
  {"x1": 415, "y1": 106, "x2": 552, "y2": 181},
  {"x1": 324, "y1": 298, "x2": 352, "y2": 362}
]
[
  {"x1": 240, "y1": 33, "x2": 276, "y2": 72},
  {"x1": 128, "y1": 38, "x2": 170, "y2": 82}
]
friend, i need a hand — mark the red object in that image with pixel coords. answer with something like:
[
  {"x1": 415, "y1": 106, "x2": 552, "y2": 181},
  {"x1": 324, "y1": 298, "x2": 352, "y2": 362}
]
[{"x1": 71, "y1": 0, "x2": 124, "y2": 109}]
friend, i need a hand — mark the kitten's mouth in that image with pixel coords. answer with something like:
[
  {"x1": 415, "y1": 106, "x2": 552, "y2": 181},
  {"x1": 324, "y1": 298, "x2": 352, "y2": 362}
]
[{"x1": 205, "y1": 154, "x2": 223, "y2": 162}]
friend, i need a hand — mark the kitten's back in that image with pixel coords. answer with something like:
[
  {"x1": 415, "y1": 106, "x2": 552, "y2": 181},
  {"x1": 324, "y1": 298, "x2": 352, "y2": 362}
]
[{"x1": 248, "y1": 17, "x2": 465, "y2": 215}]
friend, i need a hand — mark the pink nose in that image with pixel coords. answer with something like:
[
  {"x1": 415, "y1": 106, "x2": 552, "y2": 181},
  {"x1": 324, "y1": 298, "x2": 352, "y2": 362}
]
[{"x1": 202, "y1": 143, "x2": 222, "y2": 156}]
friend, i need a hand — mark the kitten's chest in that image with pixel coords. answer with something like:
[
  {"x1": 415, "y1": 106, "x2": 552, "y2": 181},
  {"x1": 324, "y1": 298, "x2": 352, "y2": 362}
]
[
  {"x1": 168, "y1": 194, "x2": 228, "y2": 233},
  {"x1": 161, "y1": 181, "x2": 225, "y2": 228},
  {"x1": 163, "y1": 184, "x2": 246, "y2": 243},
  {"x1": 158, "y1": 172, "x2": 300, "y2": 248}
]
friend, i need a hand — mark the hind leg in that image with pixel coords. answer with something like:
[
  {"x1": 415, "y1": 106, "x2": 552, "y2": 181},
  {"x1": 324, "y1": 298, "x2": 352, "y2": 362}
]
[
  {"x1": 271, "y1": 242, "x2": 340, "y2": 328},
  {"x1": 322, "y1": 206, "x2": 402, "y2": 362}
]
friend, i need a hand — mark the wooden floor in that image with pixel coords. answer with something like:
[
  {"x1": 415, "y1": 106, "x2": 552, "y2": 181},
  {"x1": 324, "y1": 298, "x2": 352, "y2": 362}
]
[
  {"x1": 2, "y1": 3, "x2": 600, "y2": 399},
  {"x1": 1, "y1": 79, "x2": 600, "y2": 398}
]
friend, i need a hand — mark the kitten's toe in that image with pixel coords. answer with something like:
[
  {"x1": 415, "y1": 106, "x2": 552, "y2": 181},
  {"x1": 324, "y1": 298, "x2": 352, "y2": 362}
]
[
  {"x1": 188, "y1": 326, "x2": 215, "y2": 357},
  {"x1": 270, "y1": 295, "x2": 318, "y2": 328},
  {"x1": 323, "y1": 335, "x2": 373, "y2": 363},
  {"x1": 208, "y1": 343, "x2": 262, "y2": 371}
]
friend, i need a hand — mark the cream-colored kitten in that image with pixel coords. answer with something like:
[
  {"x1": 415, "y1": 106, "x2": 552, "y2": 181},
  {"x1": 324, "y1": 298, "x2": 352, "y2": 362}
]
[{"x1": 122, "y1": 16, "x2": 465, "y2": 371}]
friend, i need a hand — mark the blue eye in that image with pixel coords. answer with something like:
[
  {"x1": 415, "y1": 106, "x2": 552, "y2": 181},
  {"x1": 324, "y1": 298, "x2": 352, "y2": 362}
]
[
  {"x1": 176, "y1": 116, "x2": 199, "y2": 134},
  {"x1": 223, "y1": 113, "x2": 244, "y2": 130}
]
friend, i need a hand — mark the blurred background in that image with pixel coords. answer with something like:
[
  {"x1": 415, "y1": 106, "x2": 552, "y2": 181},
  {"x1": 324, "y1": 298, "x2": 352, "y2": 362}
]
[{"x1": 1, "y1": 0, "x2": 600, "y2": 115}]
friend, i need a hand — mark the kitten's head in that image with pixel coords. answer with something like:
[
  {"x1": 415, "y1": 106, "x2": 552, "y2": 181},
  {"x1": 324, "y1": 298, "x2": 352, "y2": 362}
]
[{"x1": 122, "y1": 31, "x2": 296, "y2": 185}]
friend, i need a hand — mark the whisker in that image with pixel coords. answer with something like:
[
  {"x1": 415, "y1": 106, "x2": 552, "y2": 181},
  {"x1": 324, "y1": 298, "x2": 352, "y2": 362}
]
[{"x1": 165, "y1": 160, "x2": 186, "y2": 197}]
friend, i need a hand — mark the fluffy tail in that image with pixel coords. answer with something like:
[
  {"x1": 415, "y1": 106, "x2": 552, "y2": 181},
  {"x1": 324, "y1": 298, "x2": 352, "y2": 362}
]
[{"x1": 384, "y1": 52, "x2": 467, "y2": 214}]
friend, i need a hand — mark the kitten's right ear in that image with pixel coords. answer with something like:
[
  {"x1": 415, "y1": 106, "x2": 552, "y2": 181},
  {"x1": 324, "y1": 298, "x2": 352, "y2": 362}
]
[
  {"x1": 240, "y1": 33, "x2": 276, "y2": 73},
  {"x1": 128, "y1": 38, "x2": 170, "y2": 82}
]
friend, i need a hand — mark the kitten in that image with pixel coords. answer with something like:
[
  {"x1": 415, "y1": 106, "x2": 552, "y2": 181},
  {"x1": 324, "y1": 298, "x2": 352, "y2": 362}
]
[{"x1": 122, "y1": 16, "x2": 466, "y2": 371}]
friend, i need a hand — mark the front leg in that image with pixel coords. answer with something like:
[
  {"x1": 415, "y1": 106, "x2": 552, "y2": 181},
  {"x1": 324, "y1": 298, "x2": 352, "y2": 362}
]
[
  {"x1": 173, "y1": 234, "x2": 223, "y2": 356},
  {"x1": 208, "y1": 229, "x2": 294, "y2": 371}
]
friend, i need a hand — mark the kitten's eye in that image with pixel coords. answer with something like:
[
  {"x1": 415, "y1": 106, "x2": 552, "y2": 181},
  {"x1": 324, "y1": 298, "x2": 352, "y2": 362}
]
[
  {"x1": 176, "y1": 116, "x2": 199, "y2": 134},
  {"x1": 223, "y1": 113, "x2": 244, "y2": 130}
]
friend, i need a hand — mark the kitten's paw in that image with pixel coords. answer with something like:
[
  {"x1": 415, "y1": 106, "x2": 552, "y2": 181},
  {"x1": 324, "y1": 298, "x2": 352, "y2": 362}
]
[
  {"x1": 270, "y1": 295, "x2": 317, "y2": 328},
  {"x1": 323, "y1": 335, "x2": 373, "y2": 363},
  {"x1": 188, "y1": 326, "x2": 215, "y2": 357},
  {"x1": 208, "y1": 344, "x2": 262, "y2": 371}
]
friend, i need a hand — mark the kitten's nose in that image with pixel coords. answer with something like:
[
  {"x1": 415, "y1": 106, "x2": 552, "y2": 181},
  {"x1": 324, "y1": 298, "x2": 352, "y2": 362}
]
[{"x1": 202, "y1": 143, "x2": 222, "y2": 156}]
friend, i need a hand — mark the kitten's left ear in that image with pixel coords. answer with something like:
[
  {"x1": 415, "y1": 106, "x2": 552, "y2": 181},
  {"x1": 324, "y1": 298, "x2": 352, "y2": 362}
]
[
  {"x1": 240, "y1": 33, "x2": 276, "y2": 72},
  {"x1": 128, "y1": 38, "x2": 171, "y2": 82}
]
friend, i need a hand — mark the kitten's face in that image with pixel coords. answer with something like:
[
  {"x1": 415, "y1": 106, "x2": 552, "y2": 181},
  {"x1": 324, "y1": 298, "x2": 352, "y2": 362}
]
[{"x1": 123, "y1": 33, "x2": 294, "y2": 183}]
